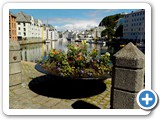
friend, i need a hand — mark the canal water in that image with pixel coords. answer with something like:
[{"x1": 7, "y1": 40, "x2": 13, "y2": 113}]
[{"x1": 20, "y1": 39, "x2": 106, "y2": 63}]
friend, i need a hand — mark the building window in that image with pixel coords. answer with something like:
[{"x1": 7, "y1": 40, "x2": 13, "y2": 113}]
[
  {"x1": 18, "y1": 32, "x2": 21, "y2": 35},
  {"x1": 23, "y1": 23, "x2": 26, "y2": 26},
  {"x1": 18, "y1": 22, "x2": 20, "y2": 25},
  {"x1": 24, "y1": 28, "x2": 26, "y2": 31},
  {"x1": 18, "y1": 27, "x2": 20, "y2": 30},
  {"x1": 24, "y1": 32, "x2": 26, "y2": 36},
  {"x1": 139, "y1": 28, "x2": 141, "y2": 31}
]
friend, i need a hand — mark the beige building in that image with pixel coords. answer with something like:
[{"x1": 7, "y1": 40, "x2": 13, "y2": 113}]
[
  {"x1": 9, "y1": 11, "x2": 17, "y2": 41},
  {"x1": 123, "y1": 9, "x2": 145, "y2": 42}
]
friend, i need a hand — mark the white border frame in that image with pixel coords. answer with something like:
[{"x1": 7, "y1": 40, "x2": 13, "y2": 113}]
[{"x1": 3, "y1": 3, "x2": 151, "y2": 115}]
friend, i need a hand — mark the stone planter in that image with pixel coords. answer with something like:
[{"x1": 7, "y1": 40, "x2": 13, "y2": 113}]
[{"x1": 35, "y1": 63, "x2": 110, "y2": 81}]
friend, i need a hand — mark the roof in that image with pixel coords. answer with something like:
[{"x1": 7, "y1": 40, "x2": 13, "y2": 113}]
[
  {"x1": 125, "y1": 9, "x2": 145, "y2": 16},
  {"x1": 16, "y1": 12, "x2": 31, "y2": 23},
  {"x1": 43, "y1": 24, "x2": 55, "y2": 30},
  {"x1": 34, "y1": 19, "x2": 38, "y2": 24},
  {"x1": 9, "y1": 11, "x2": 16, "y2": 17}
]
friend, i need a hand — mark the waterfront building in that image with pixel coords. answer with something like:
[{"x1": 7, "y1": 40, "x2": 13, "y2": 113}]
[
  {"x1": 123, "y1": 9, "x2": 145, "y2": 42},
  {"x1": 43, "y1": 24, "x2": 49, "y2": 40},
  {"x1": 89, "y1": 26, "x2": 105, "y2": 38},
  {"x1": 58, "y1": 31, "x2": 63, "y2": 39},
  {"x1": 34, "y1": 19, "x2": 43, "y2": 39},
  {"x1": 9, "y1": 11, "x2": 17, "y2": 41},
  {"x1": 62, "y1": 30, "x2": 69, "y2": 39},
  {"x1": 16, "y1": 12, "x2": 43, "y2": 41},
  {"x1": 43, "y1": 24, "x2": 59, "y2": 41}
]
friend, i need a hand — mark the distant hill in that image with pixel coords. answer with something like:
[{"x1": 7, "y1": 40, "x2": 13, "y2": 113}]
[{"x1": 99, "y1": 14, "x2": 124, "y2": 29}]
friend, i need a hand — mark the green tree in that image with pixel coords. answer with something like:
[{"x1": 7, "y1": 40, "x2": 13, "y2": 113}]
[
  {"x1": 101, "y1": 27, "x2": 115, "y2": 39},
  {"x1": 99, "y1": 14, "x2": 124, "y2": 28}
]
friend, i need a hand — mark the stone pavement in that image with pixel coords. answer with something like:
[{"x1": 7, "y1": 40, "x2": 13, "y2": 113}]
[{"x1": 9, "y1": 61, "x2": 111, "y2": 109}]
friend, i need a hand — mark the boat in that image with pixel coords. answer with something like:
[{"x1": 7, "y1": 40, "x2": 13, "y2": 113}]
[
  {"x1": 67, "y1": 37, "x2": 73, "y2": 41},
  {"x1": 86, "y1": 39, "x2": 96, "y2": 44},
  {"x1": 51, "y1": 39, "x2": 58, "y2": 41},
  {"x1": 97, "y1": 41, "x2": 105, "y2": 44},
  {"x1": 45, "y1": 39, "x2": 51, "y2": 43},
  {"x1": 75, "y1": 39, "x2": 82, "y2": 42}
]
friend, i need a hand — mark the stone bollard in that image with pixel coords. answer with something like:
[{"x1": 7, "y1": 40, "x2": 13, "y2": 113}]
[
  {"x1": 9, "y1": 40, "x2": 22, "y2": 87},
  {"x1": 110, "y1": 42, "x2": 145, "y2": 109}
]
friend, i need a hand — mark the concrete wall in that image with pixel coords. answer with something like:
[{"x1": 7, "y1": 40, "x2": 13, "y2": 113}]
[
  {"x1": 9, "y1": 40, "x2": 22, "y2": 86},
  {"x1": 110, "y1": 42, "x2": 145, "y2": 109}
]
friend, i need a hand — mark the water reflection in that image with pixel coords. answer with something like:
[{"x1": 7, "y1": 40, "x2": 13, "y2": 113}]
[
  {"x1": 21, "y1": 44, "x2": 44, "y2": 62},
  {"x1": 20, "y1": 39, "x2": 105, "y2": 63}
]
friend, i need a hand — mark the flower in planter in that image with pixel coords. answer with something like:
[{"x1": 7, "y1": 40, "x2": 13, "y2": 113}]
[{"x1": 41, "y1": 42, "x2": 112, "y2": 78}]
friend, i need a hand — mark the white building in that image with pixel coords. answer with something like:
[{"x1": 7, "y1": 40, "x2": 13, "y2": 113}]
[
  {"x1": 88, "y1": 26, "x2": 105, "y2": 38},
  {"x1": 62, "y1": 30, "x2": 69, "y2": 39},
  {"x1": 43, "y1": 24, "x2": 59, "y2": 41},
  {"x1": 16, "y1": 12, "x2": 43, "y2": 41},
  {"x1": 123, "y1": 9, "x2": 145, "y2": 41},
  {"x1": 34, "y1": 19, "x2": 43, "y2": 39}
]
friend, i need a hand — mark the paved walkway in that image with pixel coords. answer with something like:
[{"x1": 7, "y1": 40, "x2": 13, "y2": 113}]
[{"x1": 9, "y1": 61, "x2": 111, "y2": 109}]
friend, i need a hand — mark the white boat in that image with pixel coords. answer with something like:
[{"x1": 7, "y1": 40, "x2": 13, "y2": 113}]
[
  {"x1": 45, "y1": 39, "x2": 51, "y2": 43},
  {"x1": 97, "y1": 41, "x2": 105, "y2": 44}
]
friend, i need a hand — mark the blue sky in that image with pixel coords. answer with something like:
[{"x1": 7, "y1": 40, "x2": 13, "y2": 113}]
[{"x1": 10, "y1": 9, "x2": 136, "y2": 31}]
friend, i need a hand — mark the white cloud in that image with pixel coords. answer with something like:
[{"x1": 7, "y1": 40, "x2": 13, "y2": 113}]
[
  {"x1": 57, "y1": 21, "x2": 98, "y2": 31},
  {"x1": 42, "y1": 17, "x2": 100, "y2": 31}
]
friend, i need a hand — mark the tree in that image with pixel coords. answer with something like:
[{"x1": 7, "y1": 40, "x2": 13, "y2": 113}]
[
  {"x1": 101, "y1": 27, "x2": 115, "y2": 39},
  {"x1": 115, "y1": 24, "x2": 123, "y2": 38},
  {"x1": 99, "y1": 14, "x2": 124, "y2": 28}
]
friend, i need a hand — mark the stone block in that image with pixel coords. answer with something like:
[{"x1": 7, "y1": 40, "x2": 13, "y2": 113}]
[
  {"x1": 112, "y1": 89, "x2": 139, "y2": 109},
  {"x1": 9, "y1": 51, "x2": 21, "y2": 63},
  {"x1": 9, "y1": 72, "x2": 21, "y2": 86},
  {"x1": 114, "y1": 42, "x2": 145, "y2": 69},
  {"x1": 9, "y1": 62, "x2": 21, "y2": 74},
  {"x1": 113, "y1": 67, "x2": 144, "y2": 92},
  {"x1": 9, "y1": 40, "x2": 20, "y2": 50}
]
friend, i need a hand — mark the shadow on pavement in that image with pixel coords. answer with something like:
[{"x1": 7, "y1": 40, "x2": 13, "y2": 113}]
[
  {"x1": 71, "y1": 100, "x2": 100, "y2": 109},
  {"x1": 28, "y1": 75, "x2": 106, "y2": 99}
]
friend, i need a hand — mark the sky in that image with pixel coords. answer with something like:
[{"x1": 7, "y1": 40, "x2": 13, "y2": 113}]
[{"x1": 10, "y1": 9, "x2": 136, "y2": 31}]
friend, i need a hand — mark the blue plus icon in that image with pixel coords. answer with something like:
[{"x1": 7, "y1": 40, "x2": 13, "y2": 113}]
[
  {"x1": 142, "y1": 93, "x2": 153, "y2": 105},
  {"x1": 137, "y1": 89, "x2": 158, "y2": 110}
]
